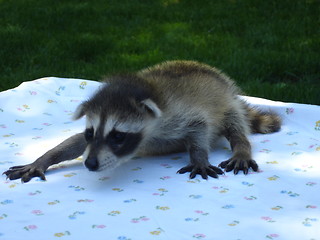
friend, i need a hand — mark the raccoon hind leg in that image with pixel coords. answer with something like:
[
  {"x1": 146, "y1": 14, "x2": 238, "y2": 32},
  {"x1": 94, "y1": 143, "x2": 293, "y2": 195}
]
[
  {"x1": 177, "y1": 121, "x2": 224, "y2": 179},
  {"x1": 219, "y1": 110, "x2": 259, "y2": 174}
]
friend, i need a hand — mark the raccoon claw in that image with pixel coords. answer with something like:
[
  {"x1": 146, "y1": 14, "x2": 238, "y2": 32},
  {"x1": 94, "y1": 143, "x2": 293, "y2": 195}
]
[
  {"x1": 3, "y1": 164, "x2": 46, "y2": 183},
  {"x1": 218, "y1": 158, "x2": 259, "y2": 175},
  {"x1": 177, "y1": 164, "x2": 224, "y2": 179}
]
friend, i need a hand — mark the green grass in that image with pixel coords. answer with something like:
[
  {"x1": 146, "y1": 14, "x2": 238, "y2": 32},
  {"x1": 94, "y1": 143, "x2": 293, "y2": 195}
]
[{"x1": 0, "y1": 0, "x2": 319, "y2": 104}]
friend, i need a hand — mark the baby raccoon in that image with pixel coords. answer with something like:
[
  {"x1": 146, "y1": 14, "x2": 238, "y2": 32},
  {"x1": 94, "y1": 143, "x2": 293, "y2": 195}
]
[{"x1": 4, "y1": 60, "x2": 281, "y2": 182}]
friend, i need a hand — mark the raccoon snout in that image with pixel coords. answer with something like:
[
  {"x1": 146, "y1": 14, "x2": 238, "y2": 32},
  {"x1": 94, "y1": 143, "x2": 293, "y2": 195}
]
[{"x1": 84, "y1": 157, "x2": 99, "y2": 171}]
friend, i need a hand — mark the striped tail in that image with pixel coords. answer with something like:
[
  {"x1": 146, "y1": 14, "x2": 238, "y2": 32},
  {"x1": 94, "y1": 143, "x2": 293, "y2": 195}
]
[{"x1": 245, "y1": 105, "x2": 282, "y2": 134}]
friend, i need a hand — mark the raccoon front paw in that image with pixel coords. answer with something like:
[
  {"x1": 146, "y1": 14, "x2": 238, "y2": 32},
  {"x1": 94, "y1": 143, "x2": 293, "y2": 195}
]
[
  {"x1": 218, "y1": 158, "x2": 259, "y2": 175},
  {"x1": 177, "y1": 164, "x2": 224, "y2": 179},
  {"x1": 3, "y1": 163, "x2": 46, "y2": 183}
]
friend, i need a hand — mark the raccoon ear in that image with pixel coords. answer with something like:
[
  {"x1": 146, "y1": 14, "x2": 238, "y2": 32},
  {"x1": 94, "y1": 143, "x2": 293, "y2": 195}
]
[
  {"x1": 72, "y1": 103, "x2": 87, "y2": 120},
  {"x1": 140, "y1": 98, "x2": 162, "y2": 118}
]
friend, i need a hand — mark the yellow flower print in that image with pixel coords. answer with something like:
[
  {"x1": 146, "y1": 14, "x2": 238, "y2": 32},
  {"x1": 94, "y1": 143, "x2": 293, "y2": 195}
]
[
  {"x1": 54, "y1": 231, "x2": 71, "y2": 237},
  {"x1": 150, "y1": 228, "x2": 164, "y2": 235},
  {"x1": 108, "y1": 210, "x2": 121, "y2": 216},
  {"x1": 156, "y1": 206, "x2": 170, "y2": 211},
  {"x1": 228, "y1": 220, "x2": 239, "y2": 226},
  {"x1": 79, "y1": 81, "x2": 87, "y2": 89},
  {"x1": 268, "y1": 175, "x2": 279, "y2": 181},
  {"x1": 112, "y1": 188, "x2": 124, "y2": 192}
]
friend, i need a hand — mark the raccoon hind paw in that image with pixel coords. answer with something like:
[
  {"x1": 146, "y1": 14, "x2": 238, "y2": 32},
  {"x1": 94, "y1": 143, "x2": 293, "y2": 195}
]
[
  {"x1": 177, "y1": 164, "x2": 224, "y2": 179},
  {"x1": 219, "y1": 157, "x2": 259, "y2": 175}
]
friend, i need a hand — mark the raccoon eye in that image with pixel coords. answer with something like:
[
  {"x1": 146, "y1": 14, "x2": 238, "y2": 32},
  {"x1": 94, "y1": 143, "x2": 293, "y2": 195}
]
[
  {"x1": 84, "y1": 128, "x2": 94, "y2": 142},
  {"x1": 107, "y1": 130, "x2": 127, "y2": 145}
]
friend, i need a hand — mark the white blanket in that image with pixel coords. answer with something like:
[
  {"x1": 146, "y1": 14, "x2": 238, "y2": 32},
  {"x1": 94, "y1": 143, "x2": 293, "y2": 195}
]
[{"x1": 1, "y1": 77, "x2": 319, "y2": 240}]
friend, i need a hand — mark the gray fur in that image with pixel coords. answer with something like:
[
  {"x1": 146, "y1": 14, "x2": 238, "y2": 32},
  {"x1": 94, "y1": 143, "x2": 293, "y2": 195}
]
[{"x1": 3, "y1": 60, "x2": 281, "y2": 182}]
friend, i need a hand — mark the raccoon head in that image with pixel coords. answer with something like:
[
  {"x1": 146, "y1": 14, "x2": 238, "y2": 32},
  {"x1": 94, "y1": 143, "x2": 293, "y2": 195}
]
[{"x1": 72, "y1": 80, "x2": 162, "y2": 172}]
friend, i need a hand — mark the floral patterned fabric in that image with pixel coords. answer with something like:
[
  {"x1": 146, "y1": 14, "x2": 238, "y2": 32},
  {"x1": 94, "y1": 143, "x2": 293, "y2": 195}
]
[{"x1": 1, "y1": 77, "x2": 319, "y2": 240}]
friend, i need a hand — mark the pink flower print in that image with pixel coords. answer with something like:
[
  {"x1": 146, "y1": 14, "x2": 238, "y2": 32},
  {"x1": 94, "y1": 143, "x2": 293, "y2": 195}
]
[
  {"x1": 193, "y1": 233, "x2": 206, "y2": 239},
  {"x1": 160, "y1": 176, "x2": 171, "y2": 180},
  {"x1": 306, "y1": 205, "x2": 317, "y2": 209},
  {"x1": 77, "y1": 199, "x2": 94, "y2": 203},
  {"x1": 24, "y1": 225, "x2": 38, "y2": 231},
  {"x1": 131, "y1": 216, "x2": 149, "y2": 223},
  {"x1": 194, "y1": 210, "x2": 209, "y2": 216},
  {"x1": 160, "y1": 163, "x2": 172, "y2": 168},
  {"x1": 97, "y1": 225, "x2": 106, "y2": 228},
  {"x1": 92, "y1": 225, "x2": 106, "y2": 229},
  {"x1": 244, "y1": 196, "x2": 257, "y2": 200},
  {"x1": 259, "y1": 149, "x2": 271, "y2": 153},
  {"x1": 266, "y1": 233, "x2": 279, "y2": 239},
  {"x1": 152, "y1": 188, "x2": 168, "y2": 196},
  {"x1": 261, "y1": 216, "x2": 275, "y2": 222},
  {"x1": 286, "y1": 108, "x2": 294, "y2": 114},
  {"x1": 28, "y1": 190, "x2": 41, "y2": 196},
  {"x1": 140, "y1": 217, "x2": 150, "y2": 221},
  {"x1": 306, "y1": 182, "x2": 317, "y2": 186},
  {"x1": 195, "y1": 210, "x2": 204, "y2": 214},
  {"x1": 31, "y1": 210, "x2": 44, "y2": 216}
]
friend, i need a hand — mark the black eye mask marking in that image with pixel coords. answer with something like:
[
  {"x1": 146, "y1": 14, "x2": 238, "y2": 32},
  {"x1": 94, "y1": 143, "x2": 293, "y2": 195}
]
[
  {"x1": 106, "y1": 129, "x2": 142, "y2": 157},
  {"x1": 84, "y1": 128, "x2": 94, "y2": 142},
  {"x1": 107, "y1": 130, "x2": 127, "y2": 145}
]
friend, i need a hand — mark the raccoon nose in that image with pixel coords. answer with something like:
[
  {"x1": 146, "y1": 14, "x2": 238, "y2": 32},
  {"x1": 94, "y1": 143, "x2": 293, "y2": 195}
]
[{"x1": 84, "y1": 157, "x2": 99, "y2": 171}]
